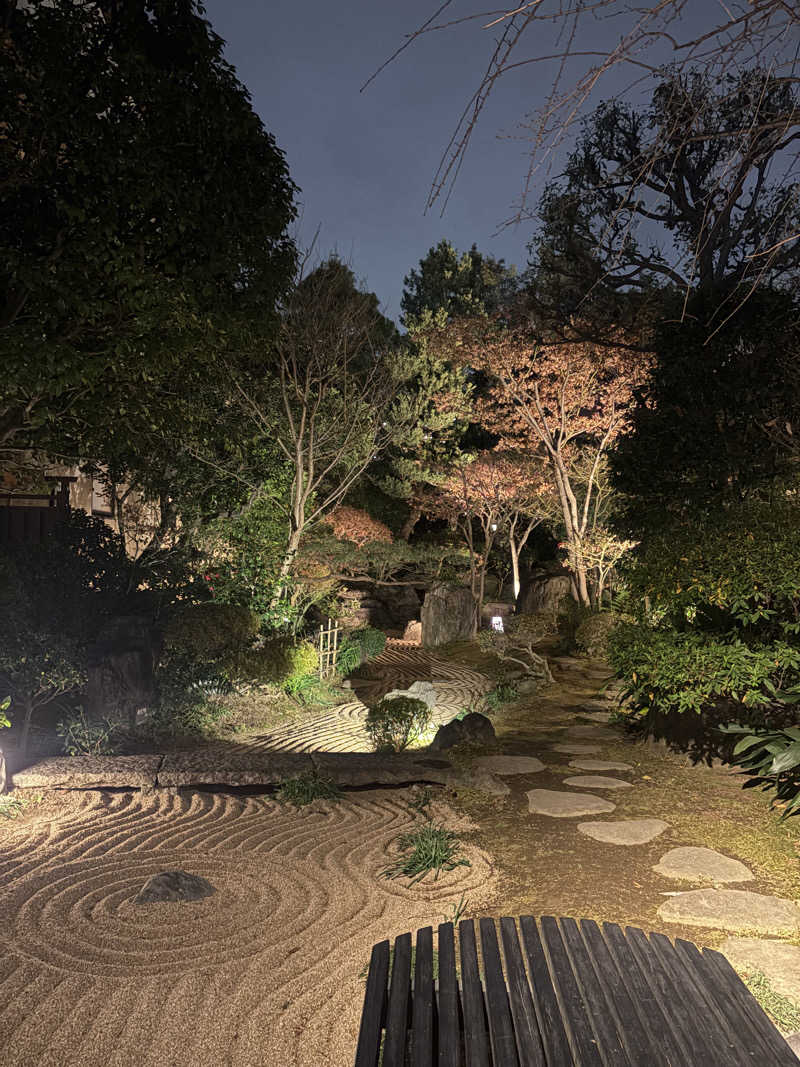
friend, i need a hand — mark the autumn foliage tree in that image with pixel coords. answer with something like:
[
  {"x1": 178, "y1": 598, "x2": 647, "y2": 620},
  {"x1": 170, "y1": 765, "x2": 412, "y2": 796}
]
[
  {"x1": 422, "y1": 449, "x2": 552, "y2": 631},
  {"x1": 443, "y1": 317, "x2": 650, "y2": 608}
]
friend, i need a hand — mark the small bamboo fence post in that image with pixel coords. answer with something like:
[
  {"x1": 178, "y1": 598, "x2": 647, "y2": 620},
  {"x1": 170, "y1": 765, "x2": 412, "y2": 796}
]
[{"x1": 318, "y1": 618, "x2": 341, "y2": 679}]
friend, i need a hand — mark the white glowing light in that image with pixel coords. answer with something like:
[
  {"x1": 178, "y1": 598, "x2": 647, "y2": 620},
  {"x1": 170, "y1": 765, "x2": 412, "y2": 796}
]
[{"x1": 491, "y1": 615, "x2": 504, "y2": 632}]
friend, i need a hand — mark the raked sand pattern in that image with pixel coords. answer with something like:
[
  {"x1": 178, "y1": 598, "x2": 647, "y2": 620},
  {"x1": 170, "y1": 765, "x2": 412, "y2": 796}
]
[
  {"x1": 245, "y1": 645, "x2": 491, "y2": 754},
  {"x1": 0, "y1": 789, "x2": 496, "y2": 1067}
]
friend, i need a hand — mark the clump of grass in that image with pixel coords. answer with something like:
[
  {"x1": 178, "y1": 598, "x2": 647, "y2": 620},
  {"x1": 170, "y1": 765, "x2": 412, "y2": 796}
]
[
  {"x1": 442, "y1": 892, "x2": 469, "y2": 925},
  {"x1": 744, "y1": 972, "x2": 800, "y2": 1031},
  {"x1": 275, "y1": 771, "x2": 342, "y2": 808},
  {"x1": 382, "y1": 822, "x2": 471, "y2": 885},
  {"x1": 0, "y1": 792, "x2": 43, "y2": 819},
  {"x1": 485, "y1": 682, "x2": 518, "y2": 709},
  {"x1": 409, "y1": 786, "x2": 433, "y2": 818}
]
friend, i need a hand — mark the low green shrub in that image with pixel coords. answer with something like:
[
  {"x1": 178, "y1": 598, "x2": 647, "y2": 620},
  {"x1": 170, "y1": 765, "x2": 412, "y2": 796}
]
[
  {"x1": 336, "y1": 627, "x2": 387, "y2": 677},
  {"x1": 381, "y1": 822, "x2": 471, "y2": 884},
  {"x1": 0, "y1": 696, "x2": 9, "y2": 730},
  {"x1": 275, "y1": 771, "x2": 342, "y2": 807},
  {"x1": 485, "y1": 683, "x2": 517, "y2": 709},
  {"x1": 609, "y1": 624, "x2": 800, "y2": 719},
  {"x1": 575, "y1": 612, "x2": 620, "y2": 659},
  {"x1": 236, "y1": 638, "x2": 319, "y2": 690},
  {"x1": 366, "y1": 695, "x2": 432, "y2": 752},
  {"x1": 162, "y1": 602, "x2": 260, "y2": 664},
  {"x1": 57, "y1": 709, "x2": 119, "y2": 756}
]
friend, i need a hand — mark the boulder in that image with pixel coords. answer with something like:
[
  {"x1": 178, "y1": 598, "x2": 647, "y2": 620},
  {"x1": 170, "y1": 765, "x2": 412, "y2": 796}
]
[
  {"x1": 382, "y1": 681, "x2": 437, "y2": 710},
  {"x1": 86, "y1": 615, "x2": 158, "y2": 727},
  {"x1": 0, "y1": 745, "x2": 5, "y2": 794},
  {"x1": 135, "y1": 870, "x2": 216, "y2": 904},
  {"x1": 402, "y1": 619, "x2": 422, "y2": 643},
  {"x1": 429, "y1": 713, "x2": 496, "y2": 751},
  {"x1": 421, "y1": 583, "x2": 475, "y2": 647},
  {"x1": 517, "y1": 572, "x2": 572, "y2": 616}
]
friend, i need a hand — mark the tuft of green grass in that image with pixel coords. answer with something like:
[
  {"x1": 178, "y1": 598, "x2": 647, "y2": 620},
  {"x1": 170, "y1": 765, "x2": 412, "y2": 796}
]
[
  {"x1": 382, "y1": 822, "x2": 471, "y2": 885},
  {"x1": 0, "y1": 792, "x2": 43, "y2": 819},
  {"x1": 743, "y1": 972, "x2": 800, "y2": 1032},
  {"x1": 275, "y1": 771, "x2": 342, "y2": 808}
]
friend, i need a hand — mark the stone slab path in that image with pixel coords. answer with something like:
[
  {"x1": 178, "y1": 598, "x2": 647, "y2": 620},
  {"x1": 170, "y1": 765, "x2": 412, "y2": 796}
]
[
  {"x1": 657, "y1": 889, "x2": 800, "y2": 935},
  {"x1": 568, "y1": 759, "x2": 633, "y2": 772},
  {"x1": 577, "y1": 819, "x2": 669, "y2": 845},
  {"x1": 653, "y1": 846, "x2": 754, "y2": 885},
  {"x1": 473, "y1": 756, "x2": 545, "y2": 775},
  {"x1": 526, "y1": 788, "x2": 616, "y2": 817},
  {"x1": 720, "y1": 938, "x2": 800, "y2": 1003},
  {"x1": 562, "y1": 775, "x2": 633, "y2": 790}
]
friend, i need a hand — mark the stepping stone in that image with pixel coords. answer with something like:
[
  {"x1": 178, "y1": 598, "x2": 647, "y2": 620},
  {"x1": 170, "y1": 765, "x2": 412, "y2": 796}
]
[
  {"x1": 653, "y1": 847, "x2": 754, "y2": 885},
  {"x1": 563, "y1": 775, "x2": 633, "y2": 790},
  {"x1": 473, "y1": 755, "x2": 545, "y2": 775},
  {"x1": 657, "y1": 889, "x2": 800, "y2": 935},
  {"x1": 569, "y1": 759, "x2": 633, "y2": 772},
  {"x1": 578, "y1": 819, "x2": 669, "y2": 845},
  {"x1": 457, "y1": 768, "x2": 510, "y2": 796},
  {"x1": 577, "y1": 711, "x2": 613, "y2": 724},
  {"x1": 721, "y1": 938, "x2": 800, "y2": 1002},
  {"x1": 552, "y1": 743, "x2": 602, "y2": 755},
  {"x1": 568, "y1": 725, "x2": 612, "y2": 738},
  {"x1": 526, "y1": 789, "x2": 615, "y2": 818}
]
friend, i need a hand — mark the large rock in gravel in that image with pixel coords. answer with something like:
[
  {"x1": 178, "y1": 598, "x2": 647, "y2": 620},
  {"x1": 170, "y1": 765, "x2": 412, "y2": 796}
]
[
  {"x1": 135, "y1": 870, "x2": 216, "y2": 904},
  {"x1": 0, "y1": 745, "x2": 6, "y2": 794},
  {"x1": 421, "y1": 583, "x2": 475, "y2": 647},
  {"x1": 653, "y1": 847, "x2": 754, "y2": 885},
  {"x1": 429, "y1": 713, "x2": 496, "y2": 752},
  {"x1": 381, "y1": 680, "x2": 438, "y2": 710},
  {"x1": 658, "y1": 889, "x2": 800, "y2": 935},
  {"x1": 578, "y1": 819, "x2": 669, "y2": 845},
  {"x1": 721, "y1": 938, "x2": 800, "y2": 1003},
  {"x1": 13, "y1": 755, "x2": 162, "y2": 790},
  {"x1": 526, "y1": 789, "x2": 615, "y2": 818}
]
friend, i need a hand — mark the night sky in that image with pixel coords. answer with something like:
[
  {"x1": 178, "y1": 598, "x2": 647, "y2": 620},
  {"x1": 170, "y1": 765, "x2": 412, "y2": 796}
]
[{"x1": 203, "y1": 1, "x2": 714, "y2": 323}]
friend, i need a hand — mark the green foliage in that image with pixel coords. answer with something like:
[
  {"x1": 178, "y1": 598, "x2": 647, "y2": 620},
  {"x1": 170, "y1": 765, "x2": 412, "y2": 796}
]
[
  {"x1": 337, "y1": 627, "x2": 387, "y2": 677},
  {"x1": 2, "y1": 0, "x2": 297, "y2": 492},
  {"x1": 608, "y1": 498, "x2": 800, "y2": 735},
  {"x1": 720, "y1": 721, "x2": 800, "y2": 817},
  {"x1": 401, "y1": 240, "x2": 513, "y2": 325},
  {"x1": 56, "y1": 710, "x2": 119, "y2": 756},
  {"x1": 275, "y1": 771, "x2": 342, "y2": 807},
  {"x1": 575, "y1": 613, "x2": 619, "y2": 659},
  {"x1": 485, "y1": 683, "x2": 518, "y2": 708},
  {"x1": 613, "y1": 290, "x2": 799, "y2": 532},
  {"x1": 0, "y1": 697, "x2": 10, "y2": 730},
  {"x1": 365, "y1": 696, "x2": 432, "y2": 753},
  {"x1": 162, "y1": 603, "x2": 260, "y2": 665},
  {"x1": 610, "y1": 625, "x2": 800, "y2": 719},
  {"x1": 241, "y1": 639, "x2": 318, "y2": 690},
  {"x1": 0, "y1": 792, "x2": 43, "y2": 820},
  {"x1": 381, "y1": 822, "x2": 471, "y2": 885}
]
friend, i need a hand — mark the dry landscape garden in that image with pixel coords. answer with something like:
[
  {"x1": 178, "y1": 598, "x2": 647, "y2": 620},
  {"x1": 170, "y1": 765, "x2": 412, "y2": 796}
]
[{"x1": 1, "y1": 1, "x2": 800, "y2": 1064}]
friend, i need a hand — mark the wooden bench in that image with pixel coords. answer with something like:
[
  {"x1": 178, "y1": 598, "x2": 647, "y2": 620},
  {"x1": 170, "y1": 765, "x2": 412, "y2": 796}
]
[{"x1": 355, "y1": 915, "x2": 800, "y2": 1066}]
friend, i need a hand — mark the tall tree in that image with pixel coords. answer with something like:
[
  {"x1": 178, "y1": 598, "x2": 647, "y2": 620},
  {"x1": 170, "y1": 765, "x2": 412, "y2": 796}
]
[
  {"x1": 1, "y1": 0, "x2": 297, "y2": 487},
  {"x1": 442, "y1": 315, "x2": 649, "y2": 607},
  {"x1": 215, "y1": 258, "x2": 425, "y2": 603},
  {"x1": 401, "y1": 239, "x2": 513, "y2": 326},
  {"x1": 527, "y1": 71, "x2": 799, "y2": 338}
]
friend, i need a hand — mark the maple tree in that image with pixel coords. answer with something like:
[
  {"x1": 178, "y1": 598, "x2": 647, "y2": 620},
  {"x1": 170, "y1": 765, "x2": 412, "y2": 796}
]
[
  {"x1": 324, "y1": 507, "x2": 394, "y2": 549},
  {"x1": 422, "y1": 449, "x2": 552, "y2": 631},
  {"x1": 442, "y1": 317, "x2": 650, "y2": 608}
]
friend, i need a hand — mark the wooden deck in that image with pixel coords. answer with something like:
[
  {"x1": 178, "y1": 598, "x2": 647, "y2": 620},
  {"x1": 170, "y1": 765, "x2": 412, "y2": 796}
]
[{"x1": 355, "y1": 916, "x2": 800, "y2": 1066}]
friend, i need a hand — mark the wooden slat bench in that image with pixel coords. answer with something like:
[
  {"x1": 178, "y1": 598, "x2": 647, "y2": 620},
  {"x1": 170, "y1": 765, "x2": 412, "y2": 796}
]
[{"x1": 355, "y1": 916, "x2": 800, "y2": 1066}]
